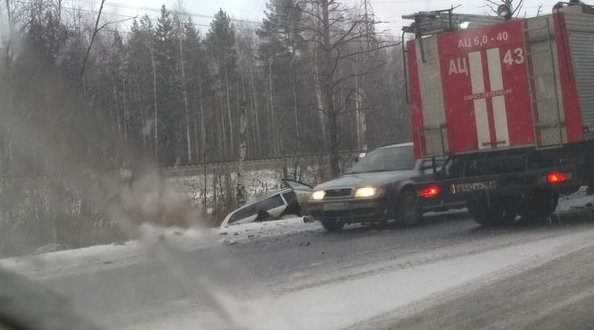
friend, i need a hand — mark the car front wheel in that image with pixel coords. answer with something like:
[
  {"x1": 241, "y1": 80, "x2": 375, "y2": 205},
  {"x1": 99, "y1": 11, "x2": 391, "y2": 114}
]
[{"x1": 321, "y1": 220, "x2": 345, "y2": 232}]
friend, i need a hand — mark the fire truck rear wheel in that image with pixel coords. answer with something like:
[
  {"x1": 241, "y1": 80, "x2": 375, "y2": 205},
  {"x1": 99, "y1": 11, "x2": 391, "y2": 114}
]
[
  {"x1": 467, "y1": 197, "x2": 517, "y2": 226},
  {"x1": 521, "y1": 190, "x2": 559, "y2": 220}
]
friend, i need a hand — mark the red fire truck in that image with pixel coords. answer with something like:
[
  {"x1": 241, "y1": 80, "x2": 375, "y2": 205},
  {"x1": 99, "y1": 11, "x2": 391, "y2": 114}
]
[{"x1": 404, "y1": 2, "x2": 594, "y2": 225}]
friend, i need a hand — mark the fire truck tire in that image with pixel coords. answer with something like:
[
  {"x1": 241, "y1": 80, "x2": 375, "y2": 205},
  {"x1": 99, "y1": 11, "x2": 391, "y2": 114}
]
[
  {"x1": 521, "y1": 190, "x2": 559, "y2": 220},
  {"x1": 467, "y1": 197, "x2": 517, "y2": 226}
]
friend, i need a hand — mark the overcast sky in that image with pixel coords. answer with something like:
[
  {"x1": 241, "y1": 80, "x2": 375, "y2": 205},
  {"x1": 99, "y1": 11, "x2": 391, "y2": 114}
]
[{"x1": 100, "y1": 0, "x2": 566, "y2": 35}]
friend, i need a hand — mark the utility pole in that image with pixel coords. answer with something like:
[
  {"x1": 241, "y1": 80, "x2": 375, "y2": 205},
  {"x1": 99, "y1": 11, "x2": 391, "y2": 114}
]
[{"x1": 361, "y1": 0, "x2": 376, "y2": 50}]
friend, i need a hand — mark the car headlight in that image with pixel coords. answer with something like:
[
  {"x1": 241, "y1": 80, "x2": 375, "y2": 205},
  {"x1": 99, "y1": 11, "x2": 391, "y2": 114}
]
[
  {"x1": 354, "y1": 187, "x2": 378, "y2": 198},
  {"x1": 311, "y1": 190, "x2": 326, "y2": 200}
]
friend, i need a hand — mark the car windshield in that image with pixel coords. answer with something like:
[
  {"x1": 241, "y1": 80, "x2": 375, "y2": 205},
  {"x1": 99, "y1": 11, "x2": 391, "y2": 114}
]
[{"x1": 347, "y1": 145, "x2": 416, "y2": 174}]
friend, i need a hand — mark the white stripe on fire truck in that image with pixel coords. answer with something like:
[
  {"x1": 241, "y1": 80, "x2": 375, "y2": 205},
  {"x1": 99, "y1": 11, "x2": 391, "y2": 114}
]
[
  {"x1": 468, "y1": 51, "x2": 491, "y2": 150},
  {"x1": 487, "y1": 48, "x2": 510, "y2": 147}
]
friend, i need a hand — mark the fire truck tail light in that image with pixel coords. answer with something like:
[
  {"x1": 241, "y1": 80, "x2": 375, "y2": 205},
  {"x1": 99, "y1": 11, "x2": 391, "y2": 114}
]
[
  {"x1": 418, "y1": 185, "x2": 440, "y2": 198},
  {"x1": 546, "y1": 172, "x2": 571, "y2": 184}
]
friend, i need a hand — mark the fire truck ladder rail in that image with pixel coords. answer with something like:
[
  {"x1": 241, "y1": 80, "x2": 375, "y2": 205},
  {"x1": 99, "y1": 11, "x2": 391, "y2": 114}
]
[
  {"x1": 526, "y1": 48, "x2": 556, "y2": 56},
  {"x1": 532, "y1": 97, "x2": 561, "y2": 104},
  {"x1": 523, "y1": 18, "x2": 564, "y2": 149}
]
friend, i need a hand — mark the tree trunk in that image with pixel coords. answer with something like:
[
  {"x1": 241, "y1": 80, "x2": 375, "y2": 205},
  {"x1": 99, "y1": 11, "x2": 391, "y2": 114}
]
[
  {"x1": 290, "y1": 58, "x2": 300, "y2": 154},
  {"x1": 134, "y1": 80, "x2": 148, "y2": 157},
  {"x1": 249, "y1": 67, "x2": 261, "y2": 157},
  {"x1": 3, "y1": 0, "x2": 13, "y2": 176},
  {"x1": 321, "y1": 0, "x2": 340, "y2": 177},
  {"x1": 224, "y1": 63, "x2": 234, "y2": 160},
  {"x1": 112, "y1": 83, "x2": 122, "y2": 138},
  {"x1": 122, "y1": 78, "x2": 129, "y2": 167},
  {"x1": 198, "y1": 78, "x2": 206, "y2": 162},
  {"x1": 309, "y1": 4, "x2": 327, "y2": 148},
  {"x1": 236, "y1": 101, "x2": 247, "y2": 207},
  {"x1": 218, "y1": 90, "x2": 227, "y2": 161},
  {"x1": 267, "y1": 56, "x2": 277, "y2": 156},
  {"x1": 150, "y1": 48, "x2": 158, "y2": 164},
  {"x1": 240, "y1": 70, "x2": 249, "y2": 158},
  {"x1": 178, "y1": 26, "x2": 192, "y2": 164}
]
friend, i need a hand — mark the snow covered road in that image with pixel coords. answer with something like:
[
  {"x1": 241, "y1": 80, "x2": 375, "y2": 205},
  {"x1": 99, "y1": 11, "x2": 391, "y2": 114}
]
[{"x1": 3, "y1": 194, "x2": 594, "y2": 329}]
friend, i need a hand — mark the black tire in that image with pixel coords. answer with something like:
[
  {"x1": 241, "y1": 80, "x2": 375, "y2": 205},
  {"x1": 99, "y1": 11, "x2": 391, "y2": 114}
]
[
  {"x1": 467, "y1": 197, "x2": 517, "y2": 226},
  {"x1": 321, "y1": 220, "x2": 345, "y2": 232},
  {"x1": 521, "y1": 190, "x2": 559, "y2": 220},
  {"x1": 394, "y1": 188, "x2": 422, "y2": 226}
]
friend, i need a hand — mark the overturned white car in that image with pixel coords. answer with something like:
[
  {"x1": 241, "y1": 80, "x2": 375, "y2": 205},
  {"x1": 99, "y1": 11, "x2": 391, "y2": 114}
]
[{"x1": 220, "y1": 179, "x2": 312, "y2": 227}]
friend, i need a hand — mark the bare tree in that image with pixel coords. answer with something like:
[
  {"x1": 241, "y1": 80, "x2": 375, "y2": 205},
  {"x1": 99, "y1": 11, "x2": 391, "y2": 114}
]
[
  {"x1": 296, "y1": 0, "x2": 391, "y2": 177},
  {"x1": 79, "y1": 0, "x2": 105, "y2": 88},
  {"x1": 79, "y1": 0, "x2": 136, "y2": 92}
]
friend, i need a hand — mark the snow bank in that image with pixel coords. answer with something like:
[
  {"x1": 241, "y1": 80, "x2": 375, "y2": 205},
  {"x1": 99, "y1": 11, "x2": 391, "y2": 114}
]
[{"x1": 0, "y1": 217, "x2": 318, "y2": 280}]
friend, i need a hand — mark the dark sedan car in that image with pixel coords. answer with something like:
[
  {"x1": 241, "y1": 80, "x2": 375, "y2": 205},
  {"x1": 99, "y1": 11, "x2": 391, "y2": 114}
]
[{"x1": 305, "y1": 143, "x2": 463, "y2": 231}]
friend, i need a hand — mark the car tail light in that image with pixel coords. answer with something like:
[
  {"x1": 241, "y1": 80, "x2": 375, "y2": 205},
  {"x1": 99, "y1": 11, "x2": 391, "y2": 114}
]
[
  {"x1": 546, "y1": 172, "x2": 571, "y2": 184},
  {"x1": 418, "y1": 185, "x2": 440, "y2": 198}
]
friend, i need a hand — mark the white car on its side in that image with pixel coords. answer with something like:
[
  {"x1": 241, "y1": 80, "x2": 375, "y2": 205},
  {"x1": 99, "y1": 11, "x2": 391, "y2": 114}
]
[{"x1": 220, "y1": 179, "x2": 312, "y2": 227}]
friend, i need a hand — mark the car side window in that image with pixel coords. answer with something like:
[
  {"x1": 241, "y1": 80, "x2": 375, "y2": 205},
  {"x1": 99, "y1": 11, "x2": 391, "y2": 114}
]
[
  {"x1": 228, "y1": 203, "x2": 258, "y2": 224},
  {"x1": 256, "y1": 193, "x2": 285, "y2": 211},
  {"x1": 421, "y1": 159, "x2": 432, "y2": 170},
  {"x1": 421, "y1": 157, "x2": 447, "y2": 172},
  {"x1": 228, "y1": 191, "x2": 288, "y2": 224}
]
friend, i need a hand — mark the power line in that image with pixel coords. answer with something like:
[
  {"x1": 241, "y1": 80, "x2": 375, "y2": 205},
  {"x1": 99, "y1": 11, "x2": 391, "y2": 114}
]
[
  {"x1": 103, "y1": 1, "x2": 260, "y2": 25},
  {"x1": 59, "y1": 6, "x2": 257, "y2": 33}
]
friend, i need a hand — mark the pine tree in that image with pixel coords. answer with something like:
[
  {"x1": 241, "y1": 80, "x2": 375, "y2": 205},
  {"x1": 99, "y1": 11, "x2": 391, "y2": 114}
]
[
  {"x1": 155, "y1": 5, "x2": 183, "y2": 165},
  {"x1": 182, "y1": 19, "x2": 209, "y2": 162},
  {"x1": 257, "y1": 0, "x2": 316, "y2": 157},
  {"x1": 128, "y1": 16, "x2": 156, "y2": 158},
  {"x1": 206, "y1": 9, "x2": 238, "y2": 161}
]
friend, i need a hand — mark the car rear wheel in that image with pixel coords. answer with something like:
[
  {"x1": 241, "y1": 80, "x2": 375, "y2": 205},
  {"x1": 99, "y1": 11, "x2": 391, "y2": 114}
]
[
  {"x1": 321, "y1": 220, "x2": 345, "y2": 232},
  {"x1": 395, "y1": 188, "x2": 421, "y2": 226}
]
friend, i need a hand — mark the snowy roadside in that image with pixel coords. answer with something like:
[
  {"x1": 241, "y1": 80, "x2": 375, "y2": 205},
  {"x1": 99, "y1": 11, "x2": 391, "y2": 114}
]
[
  {"x1": 3, "y1": 185, "x2": 593, "y2": 282},
  {"x1": 0, "y1": 217, "x2": 319, "y2": 281},
  {"x1": 2, "y1": 188, "x2": 592, "y2": 282},
  {"x1": 2, "y1": 192, "x2": 594, "y2": 330},
  {"x1": 557, "y1": 186, "x2": 594, "y2": 212}
]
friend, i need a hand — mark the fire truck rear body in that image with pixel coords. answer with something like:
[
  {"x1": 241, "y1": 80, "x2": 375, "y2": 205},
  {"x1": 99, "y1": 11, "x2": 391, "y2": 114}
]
[
  {"x1": 403, "y1": 4, "x2": 594, "y2": 225},
  {"x1": 407, "y1": 6, "x2": 594, "y2": 159}
]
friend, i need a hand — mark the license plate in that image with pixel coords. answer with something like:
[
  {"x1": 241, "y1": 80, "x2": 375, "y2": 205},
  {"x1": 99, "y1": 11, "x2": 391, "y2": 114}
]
[
  {"x1": 452, "y1": 180, "x2": 497, "y2": 193},
  {"x1": 323, "y1": 202, "x2": 348, "y2": 211}
]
